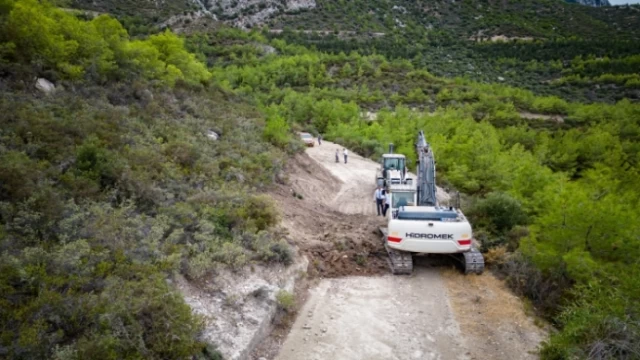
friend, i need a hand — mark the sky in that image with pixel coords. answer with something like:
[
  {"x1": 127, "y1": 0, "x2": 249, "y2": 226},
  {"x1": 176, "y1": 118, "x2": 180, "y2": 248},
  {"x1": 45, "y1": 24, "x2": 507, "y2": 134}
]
[{"x1": 609, "y1": 0, "x2": 640, "y2": 4}]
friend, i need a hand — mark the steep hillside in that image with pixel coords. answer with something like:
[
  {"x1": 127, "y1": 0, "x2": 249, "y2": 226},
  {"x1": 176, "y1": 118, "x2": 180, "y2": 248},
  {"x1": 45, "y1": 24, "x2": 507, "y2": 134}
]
[
  {"x1": 265, "y1": 0, "x2": 640, "y2": 103},
  {"x1": 0, "y1": 2, "x2": 299, "y2": 358},
  {"x1": 67, "y1": 0, "x2": 640, "y2": 102},
  {"x1": 269, "y1": 0, "x2": 639, "y2": 40},
  {"x1": 69, "y1": 0, "x2": 640, "y2": 39}
]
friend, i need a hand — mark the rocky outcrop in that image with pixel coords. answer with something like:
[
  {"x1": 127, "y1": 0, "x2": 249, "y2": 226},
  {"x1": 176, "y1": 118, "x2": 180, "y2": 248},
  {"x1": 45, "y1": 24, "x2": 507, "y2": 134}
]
[
  {"x1": 211, "y1": 0, "x2": 316, "y2": 28},
  {"x1": 565, "y1": 0, "x2": 610, "y2": 7},
  {"x1": 35, "y1": 78, "x2": 55, "y2": 94},
  {"x1": 177, "y1": 256, "x2": 308, "y2": 360},
  {"x1": 164, "y1": 0, "x2": 315, "y2": 29}
]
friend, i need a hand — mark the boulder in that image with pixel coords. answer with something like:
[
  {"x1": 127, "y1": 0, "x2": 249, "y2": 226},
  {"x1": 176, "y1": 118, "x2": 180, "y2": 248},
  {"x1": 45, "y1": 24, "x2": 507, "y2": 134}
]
[
  {"x1": 206, "y1": 130, "x2": 219, "y2": 140},
  {"x1": 35, "y1": 78, "x2": 55, "y2": 94}
]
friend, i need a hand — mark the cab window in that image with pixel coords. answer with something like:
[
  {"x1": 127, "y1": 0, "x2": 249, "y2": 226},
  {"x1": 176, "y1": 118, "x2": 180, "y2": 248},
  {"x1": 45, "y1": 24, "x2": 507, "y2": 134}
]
[
  {"x1": 383, "y1": 157, "x2": 405, "y2": 171},
  {"x1": 392, "y1": 192, "x2": 415, "y2": 208}
]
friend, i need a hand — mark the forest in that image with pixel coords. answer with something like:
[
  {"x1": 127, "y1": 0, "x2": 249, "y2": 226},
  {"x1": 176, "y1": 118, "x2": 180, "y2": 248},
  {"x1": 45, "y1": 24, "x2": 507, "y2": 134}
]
[{"x1": 1, "y1": 0, "x2": 640, "y2": 359}]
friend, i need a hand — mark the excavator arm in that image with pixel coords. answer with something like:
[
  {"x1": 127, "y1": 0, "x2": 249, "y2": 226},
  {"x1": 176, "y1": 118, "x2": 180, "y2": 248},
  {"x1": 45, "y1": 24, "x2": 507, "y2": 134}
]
[{"x1": 416, "y1": 130, "x2": 437, "y2": 207}]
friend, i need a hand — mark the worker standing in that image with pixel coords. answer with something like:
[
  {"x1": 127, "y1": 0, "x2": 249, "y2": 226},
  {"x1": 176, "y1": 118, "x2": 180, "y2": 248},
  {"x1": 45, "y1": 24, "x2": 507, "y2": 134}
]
[
  {"x1": 343, "y1": 148, "x2": 348, "y2": 164},
  {"x1": 335, "y1": 149, "x2": 340, "y2": 163},
  {"x1": 383, "y1": 190, "x2": 391, "y2": 217},
  {"x1": 374, "y1": 185, "x2": 384, "y2": 216},
  {"x1": 318, "y1": 134, "x2": 322, "y2": 145}
]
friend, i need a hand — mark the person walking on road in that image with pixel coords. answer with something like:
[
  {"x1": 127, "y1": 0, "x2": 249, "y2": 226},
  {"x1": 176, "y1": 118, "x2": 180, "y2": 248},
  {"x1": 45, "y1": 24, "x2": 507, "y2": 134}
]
[
  {"x1": 343, "y1": 148, "x2": 349, "y2": 164},
  {"x1": 382, "y1": 190, "x2": 391, "y2": 217},
  {"x1": 318, "y1": 134, "x2": 322, "y2": 145},
  {"x1": 374, "y1": 185, "x2": 384, "y2": 216},
  {"x1": 335, "y1": 149, "x2": 340, "y2": 163}
]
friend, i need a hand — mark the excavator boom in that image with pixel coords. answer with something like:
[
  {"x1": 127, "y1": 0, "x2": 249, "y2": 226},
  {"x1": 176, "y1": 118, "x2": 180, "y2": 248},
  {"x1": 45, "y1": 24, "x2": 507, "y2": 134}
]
[{"x1": 416, "y1": 130, "x2": 437, "y2": 207}]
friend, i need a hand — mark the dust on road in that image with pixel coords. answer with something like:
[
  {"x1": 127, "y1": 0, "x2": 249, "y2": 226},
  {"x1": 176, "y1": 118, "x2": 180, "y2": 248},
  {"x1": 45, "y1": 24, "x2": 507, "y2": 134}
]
[
  {"x1": 267, "y1": 140, "x2": 545, "y2": 360},
  {"x1": 306, "y1": 143, "x2": 379, "y2": 215},
  {"x1": 276, "y1": 269, "x2": 470, "y2": 360}
]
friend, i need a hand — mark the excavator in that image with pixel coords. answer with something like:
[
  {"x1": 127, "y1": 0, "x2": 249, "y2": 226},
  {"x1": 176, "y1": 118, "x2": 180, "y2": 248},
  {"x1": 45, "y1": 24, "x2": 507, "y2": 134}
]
[
  {"x1": 376, "y1": 144, "x2": 410, "y2": 188},
  {"x1": 379, "y1": 131, "x2": 484, "y2": 275}
]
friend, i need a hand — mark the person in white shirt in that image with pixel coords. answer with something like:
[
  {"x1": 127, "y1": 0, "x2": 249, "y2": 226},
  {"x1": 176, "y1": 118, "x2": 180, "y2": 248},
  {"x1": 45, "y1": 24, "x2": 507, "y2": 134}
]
[
  {"x1": 383, "y1": 190, "x2": 391, "y2": 217},
  {"x1": 343, "y1": 148, "x2": 348, "y2": 164},
  {"x1": 373, "y1": 185, "x2": 384, "y2": 216}
]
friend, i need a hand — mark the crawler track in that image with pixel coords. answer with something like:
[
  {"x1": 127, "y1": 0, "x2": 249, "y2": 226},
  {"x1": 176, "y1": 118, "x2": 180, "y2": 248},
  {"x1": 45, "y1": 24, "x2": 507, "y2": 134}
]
[
  {"x1": 380, "y1": 227, "x2": 413, "y2": 274},
  {"x1": 463, "y1": 248, "x2": 485, "y2": 275},
  {"x1": 384, "y1": 243, "x2": 414, "y2": 275}
]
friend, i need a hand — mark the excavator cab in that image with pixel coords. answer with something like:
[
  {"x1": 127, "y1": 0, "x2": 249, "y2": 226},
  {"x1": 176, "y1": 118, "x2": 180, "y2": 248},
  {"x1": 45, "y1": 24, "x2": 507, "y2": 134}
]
[
  {"x1": 382, "y1": 156, "x2": 405, "y2": 173},
  {"x1": 380, "y1": 154, "x2": 406, "y2": 186}
]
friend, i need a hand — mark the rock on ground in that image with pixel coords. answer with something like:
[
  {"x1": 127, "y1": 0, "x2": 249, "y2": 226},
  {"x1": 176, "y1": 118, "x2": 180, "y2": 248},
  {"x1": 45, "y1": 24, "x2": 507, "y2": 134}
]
[{"x1": 35, "y1": 78, "x2": 55, "y2": 93}]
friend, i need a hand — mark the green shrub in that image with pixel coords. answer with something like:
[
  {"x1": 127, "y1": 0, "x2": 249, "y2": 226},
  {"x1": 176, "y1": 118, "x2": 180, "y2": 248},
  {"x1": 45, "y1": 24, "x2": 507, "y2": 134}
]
[
  {"x1": 0, "y1": 0, "x2": 211, "y2": 84},
  {"x1": 469, "y1": 192, "x2": 528, "y2": 239},
  {"x1": 263, "y1": 113, "x2": 291, "y2": 149},
  {"x1": 276, "y1": 290, "x2": 295, "y2": 312}
]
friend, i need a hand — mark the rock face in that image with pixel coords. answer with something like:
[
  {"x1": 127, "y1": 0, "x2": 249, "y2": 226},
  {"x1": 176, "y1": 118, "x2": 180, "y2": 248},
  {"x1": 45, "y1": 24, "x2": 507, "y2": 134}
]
[
  {"x1": 35, "y1": 78, "x2": 55, "y2": 94},
  {"x1": 565, "y1": 0, "x2": 610, "y2": 7},
  {"x1": 177, "y1": 257, "x2": 308, "y2": 360},
  {"x1": 206, "y1": 0, "x2": 316, "y2": 28},
  {"x1": 162, "y1": 0, "x2": 315, "y2": 32}
]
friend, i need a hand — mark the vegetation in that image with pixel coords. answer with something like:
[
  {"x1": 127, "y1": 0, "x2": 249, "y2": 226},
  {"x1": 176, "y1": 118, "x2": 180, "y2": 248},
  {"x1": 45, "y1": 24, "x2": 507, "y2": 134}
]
[
  {"x1": 270, "y1": 0, "x2": 640, "y2": 40},
  {"x1": 189, "y1": 27, "x2": 640, "y2": 359},
  {"x1": 2, "y1": 0, "x2": 640, "y2": 358},
  {"x1": 262, "y1": 0, "x2": 640, "y2": 104},
  {"x1": 275, "y1": 290, "x2": 295, "y2": 312},
  {"x1": 0, "y1": 2, "x2": 298, "y2": 359}
]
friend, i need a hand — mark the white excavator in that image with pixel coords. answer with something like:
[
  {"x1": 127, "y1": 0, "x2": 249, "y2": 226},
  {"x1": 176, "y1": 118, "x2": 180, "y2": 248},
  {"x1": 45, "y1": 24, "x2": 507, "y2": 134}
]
[{"x1": 379, "y1": 131, "x2": 484, "y2": 275}]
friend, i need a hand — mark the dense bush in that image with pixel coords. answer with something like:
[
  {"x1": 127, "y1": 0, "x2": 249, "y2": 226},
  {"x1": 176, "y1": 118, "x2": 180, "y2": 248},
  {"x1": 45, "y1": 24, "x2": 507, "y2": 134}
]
[
  {"x1": 468, "y1": 192, "x2": 528, "y2": 250},
  {"x1": 0, "y1": 7, "x2": 302, "y2": 354},
  {"x1": 0, "y1": 79, "x2": 300, "y2": 357},
  {"x1": 0, "y1": 0, "x2": 210, "y2": 85}
]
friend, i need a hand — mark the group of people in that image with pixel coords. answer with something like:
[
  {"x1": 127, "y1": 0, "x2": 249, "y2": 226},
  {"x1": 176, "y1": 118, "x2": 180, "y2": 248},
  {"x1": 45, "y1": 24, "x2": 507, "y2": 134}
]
[
  {"x1": 319, "y1": 137, "x2": 387, "y2": 215},
  {"x1": 335, "y1": 148, "x2": 349, "y2": 164},
  {"x1": 316, "y1": 134, "x2": 349, "y2": 164},
  {"x1": 374, "y1": 185, "x2": 390, "y2": 217}
]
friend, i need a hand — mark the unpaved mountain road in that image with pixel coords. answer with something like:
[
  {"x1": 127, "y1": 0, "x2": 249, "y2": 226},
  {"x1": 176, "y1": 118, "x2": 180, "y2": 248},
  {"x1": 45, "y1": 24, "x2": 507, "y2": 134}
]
[
  {"x1": 264, "y1": 140, "x2": 545, "y2": 360},
  {"x1": 275, "y1": 269, "x2": 468, "y2": 360}
]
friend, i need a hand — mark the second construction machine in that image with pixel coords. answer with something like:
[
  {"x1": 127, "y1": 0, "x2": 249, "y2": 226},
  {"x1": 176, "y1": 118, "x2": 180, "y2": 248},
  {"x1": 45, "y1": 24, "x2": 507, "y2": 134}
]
[
  {"x1": 379, "y1": 131, "x2": 484, "y2": 275},
  {"x1": 376, "y1": 144, "x2": 410, "y2": 188}
]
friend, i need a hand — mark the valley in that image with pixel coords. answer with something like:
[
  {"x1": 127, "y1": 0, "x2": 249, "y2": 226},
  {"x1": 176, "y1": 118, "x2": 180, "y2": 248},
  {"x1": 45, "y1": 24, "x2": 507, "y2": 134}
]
[{"x1": 0, "y1": 0, "x2": 639, "y2": 359}]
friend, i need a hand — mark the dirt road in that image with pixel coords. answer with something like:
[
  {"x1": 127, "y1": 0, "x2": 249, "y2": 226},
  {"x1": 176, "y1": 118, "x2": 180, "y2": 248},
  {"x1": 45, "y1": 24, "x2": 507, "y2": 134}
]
[
  {"x1": 306, "y1": 144, "x2": 379, "y2": 215},
  {"x1": 276, "y1": 269, "x2": 469, "y2": 360},
  {"x1": 266, "y1": 140, "x2": 545, "y2": 360}
]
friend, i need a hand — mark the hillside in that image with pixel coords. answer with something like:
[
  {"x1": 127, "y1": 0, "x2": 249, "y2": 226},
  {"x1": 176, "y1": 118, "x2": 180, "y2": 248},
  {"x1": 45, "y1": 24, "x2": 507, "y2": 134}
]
[
  {"x1": 2, "y1": 0, "x2": 640, "y2": 359},
  {"x1": 70, "y1": 0, "x2": 639, "y2": 39},
  {"x1": 68, "y1": 0, "x2": 640, "y2": 103}
]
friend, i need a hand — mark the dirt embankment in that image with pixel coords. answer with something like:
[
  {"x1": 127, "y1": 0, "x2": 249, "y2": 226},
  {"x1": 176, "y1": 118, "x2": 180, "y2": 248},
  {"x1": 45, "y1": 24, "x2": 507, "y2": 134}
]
[
  {"x1": 256, "y1": 140, "x2": 546, "y2": 360},
  {"x1": 269, "y1": 143, "x2": 389, "y2": 278}
]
